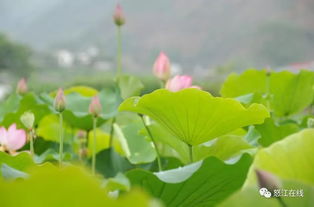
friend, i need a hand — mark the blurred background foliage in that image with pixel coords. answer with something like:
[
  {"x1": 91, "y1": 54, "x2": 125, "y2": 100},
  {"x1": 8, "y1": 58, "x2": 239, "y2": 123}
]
[{"x1": 0, "y1": 0, "x2": 314, "y2": 94}]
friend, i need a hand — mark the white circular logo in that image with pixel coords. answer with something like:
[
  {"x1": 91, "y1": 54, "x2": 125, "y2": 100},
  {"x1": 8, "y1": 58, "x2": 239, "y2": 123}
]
[
  {"x1": 259, "y1": 188, "x2": 268, "y2": 196},
  {"x1": 259, "y1": 188, "x2": 272, "y2": 198},
  {"x1": 264, "y1": 191, "x2": 272, "y2": 198}
]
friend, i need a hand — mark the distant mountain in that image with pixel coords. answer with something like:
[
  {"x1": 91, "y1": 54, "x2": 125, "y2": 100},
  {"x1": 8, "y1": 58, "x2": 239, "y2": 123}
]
[{"x1": 1, "y1": 0, "x2": 314, "y2": 73}]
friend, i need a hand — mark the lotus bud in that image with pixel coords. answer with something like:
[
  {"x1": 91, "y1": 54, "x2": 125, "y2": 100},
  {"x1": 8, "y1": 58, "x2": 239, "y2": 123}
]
[
  {"x1": 166, "y1": 75, "x2": 193, "y2": 92},
  {"x1": 79, "y1": 148, "x2": 88, "y2": 159},
  {"x1": 255, "y1": 169, "x2": 281, "y2": 193},
  {"x1": 16, "y1": 78, "x2": 28, "y2": 95},
  {"x1": 77, "y1": 130, "x2": 86, "y2": 140},
  {"x1": 20, "y1": 111, "x2": 35, "y2": 130},
  {"x1": 54, "y1": 88, "x2": 66, "y2": 112},
  {"x1": 153, "y1": 52, "x2": 171, "y2": 81},
  {"x1": 265, "y1": 67, "x2": 272, "y2": 76},
  {"x1": 89, "y1": 96, "x2": 102, "y2": 117},
  {"x1": 113, "y1": 4, "x2": 125, "y2": 26},
  {"x1": 307, "y1": 118, "x2": 314, "y2": 128}
]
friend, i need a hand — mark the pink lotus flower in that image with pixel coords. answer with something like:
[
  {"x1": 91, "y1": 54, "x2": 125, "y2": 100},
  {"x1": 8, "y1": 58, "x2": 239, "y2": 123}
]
[
  {"x1": 166, "y1": 75, "x2": 201, "y2": 92},
  {"x1": 113, "y1": 4, "x2": 125, "y2": 26},
  {"x1": 153, "y1": 52, "x2": 171, "y2": 81},
  {"x1": 0, "y1": 124, "x2": 26, "y2": 152},
  {"x1": 54, "y1": 88, "x2": 66, "y2": 112},
  {"x1": 89, "y1": 96, "x2": 102, "y2": 117},
  {"x1": 16, "y1": 78, "x2": 28, "y2": 95}
]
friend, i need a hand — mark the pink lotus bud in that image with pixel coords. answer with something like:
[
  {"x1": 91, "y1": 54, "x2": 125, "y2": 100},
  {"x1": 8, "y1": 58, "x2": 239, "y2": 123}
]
[
  {"x1": 0, "y1": 124, "x2": 26, "y2": 152},
  {"x1": 255, "y1": 169, "x2": 281, "y2": 193},
  {"x1": 165, "y1": 75, "x2": 193, "y2": 92},
  {"x1": 16, "y1": 78, "x2": 28, "y2": 95},
  {"x1": 77, "y1": 130, "x2": 87, "y2": 140},
  {"x1": 153, "y1": 52, "x2": 171, "y2": 81},
  {"x1": 89, "y1": 96, "x2": 102, "y2": 117},
  {"x1": 113, "y1": 4, "x2": 125, "y2": 26},
  {"x1": 54, "y1": 88, "x2": 66, "y2": 112}
]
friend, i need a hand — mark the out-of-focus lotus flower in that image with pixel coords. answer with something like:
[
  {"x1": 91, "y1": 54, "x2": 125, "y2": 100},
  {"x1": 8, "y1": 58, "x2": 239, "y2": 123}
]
[
  {"x1": 77, "y1": 130, "x2": 86, "y2": 139},
  {"x1": 113, "y1": 4, "x2": 125, "y2": 26},
  {"x1": 16, "y1": 78, "x2": 28, "y2": 95},
  {"x1": 89, "y1": 96, "x2": 102, "y2": 117},
  {"x1": 153, "y1": 52, "x2": 171, "y2": 81},
  {"x1": 165, "y1": 75, "x2": 194, "y2": 92},
  {"x1": 255, "y1": 169, "x2": 281, "y2": 192},
  {"x1": 54, "y1": 88, "x2": 66, "y2": 112},
  {"x1": 0, "y1": 124, "x2": 26, "y2": 152}
]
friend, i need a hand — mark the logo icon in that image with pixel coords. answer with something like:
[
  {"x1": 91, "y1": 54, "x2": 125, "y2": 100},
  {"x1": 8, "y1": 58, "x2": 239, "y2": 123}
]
[{"x1": 259, "y1": 187, "x2": 272, "y2": 198}]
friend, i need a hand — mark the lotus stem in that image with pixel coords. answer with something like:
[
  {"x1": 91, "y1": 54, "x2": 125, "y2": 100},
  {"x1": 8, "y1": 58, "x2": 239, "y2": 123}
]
[
  {"x1": 276, "y1": 197, "x2": 288, "y2": 207},
  {"x1": 92, "y1": 117, "x2": 97, "y2": 175},
  {"x1": 265, "y1": 70, "x2": 271, "y2": 111},
  {"x1": 188, "y1": 144, "x2": 194, "y2": 163},
  {"x1": 116, "y1": 26, "x2": 122, "y2": 77},
  {"x1": 29, "y1": 130, "x2": 34, "y2": 156},
  {"x1": 139, "y1": 114, "x2": 162, "y2": 171},
  {"x1": 58, "y1": 112, "x2": 64, "y2": 166},
  {"x1": 109, "y1": 117, "x2": 116, "y2": 148}
]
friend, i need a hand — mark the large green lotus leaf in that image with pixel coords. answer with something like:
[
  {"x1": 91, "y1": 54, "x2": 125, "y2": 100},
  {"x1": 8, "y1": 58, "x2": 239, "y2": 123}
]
[
  {"x1": 0, "y1": 152, "x2": 35, "y2": 176},
  {"x1": 244, "y1": 126, "x2": 261, "y2": 146},
  {"x1": 50, "y1": 86, "x2": 98, "y2": 97},
  {"x1": 220, "y1": 69, "x2": 267, "y2": 98},
  {"x1": 246, "y1": 128, "x2": 314, "y2": 186},
  {"x1": 1, "y1": 164, "x2": 29, "y2": 180},
  {"x1": 145, "y1": 122, "x2": 190, "y2": 163},
  {"x1": 116, "y1": 122, "x2": 156, "y2": 164},
  {"x1": 118, "y1": 74, "x2": 144, "y2": 99},
  {"x1": 62, "y1": 88, "x2": 121, "y2": 130},
  {"x1": 255, "y1": 118, "x2": 299, "y2": 147},
  {"x1": 36, "y1": 114, "x2": 73, "y2": 143},
  {"x1": 0, "y1": 93, "x2": 21, "y2": 121},
  {"x1": 0, "y1": 165, "x2": 160, "y2": 207},
  {"x1": 119, "y1": 89, "x2": 269, "y2": 146},
  {"x1": 127, "y1": 154, "x2": 252, "y2": 207},
  {"x1": 218, "y1": 180, "x2": 314, "y2": 207},
  {"x1": 94, "y1": 149, "x2": 133, "y2": 178},
  {"x1": 269, "y1": 70, "x2": 314, "y2": 116},
  {"x1": 1, "y1": 93, "x2": 51, "y2": 128},
  {"x1": 64, "y1": 86, "x2": 98, "y2": 97},
  {"x1": 87, "y1": 128, "x2": 124, "y2": 157},
  {"x1": 61, "y1": 92, "x2": 101, "y2": 130},
  {"x1": 104, "y1": 172, "x2": 131, "y2": 192},
  {"x1": 194, "y1": 134, "x2": 252, "y2": 162},
  {"x1": 221, "y1": 69, "x2": 314, "y2": 116},
  {"x1": 147, "y1": 122, "x2": 251, "y2": 164}
]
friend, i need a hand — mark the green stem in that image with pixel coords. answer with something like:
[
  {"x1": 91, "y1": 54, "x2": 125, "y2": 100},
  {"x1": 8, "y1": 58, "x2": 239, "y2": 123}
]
[
  {"x1": 160, "y1": 80, "x2": 166, "y2": 89},
  {"x1": 139, "y1": 114, "x2": 162, "y2": 171},
  {"x1": 188, "y1": 144, "x2": 194, "y2": 163},
  {"x1": 265, "y1": 72, "x2": 271, "y2": 111},
  {"x1": 58, "y1": 112, "x2": 64, "y2": 167},
  {"x1": 92, "y1": 117, "x2": 97, "y2": 175},
  {"x1": 116, "y1": 26, "x2": 122, "y2": 77},
  {"x1": 109, "y1": 117, "x2": 116, "y2": 148},
  {"x1": 276, "y1": 197, "x2": 288, "y2": 207}
]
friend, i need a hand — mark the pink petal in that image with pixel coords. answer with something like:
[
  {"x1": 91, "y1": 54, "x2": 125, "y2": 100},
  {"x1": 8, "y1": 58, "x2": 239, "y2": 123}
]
[
  {"x1": 7, "y1": 124, "x2": 26, "y2": 151},
  {"x1": 8, "y1": 123, "x2": 17, "y2": 132}
]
